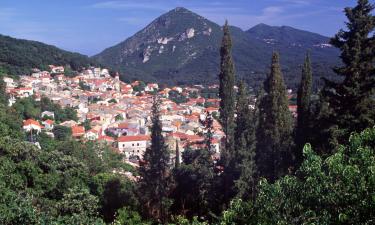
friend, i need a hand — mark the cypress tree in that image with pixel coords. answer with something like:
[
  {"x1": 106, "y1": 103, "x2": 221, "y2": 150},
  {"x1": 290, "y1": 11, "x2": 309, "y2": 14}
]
[
  {"x1": 319, "y1": 0, "x2": 375, "y2": 150},
  {"x1": 256, "y1": 52, "x2": 294, "y2": 182},
  {"x1": 137, "y1": 96, "x2": 172, "y2": 223},
  {"x1": 295, "y1": 53, "x2": 312, "y2": 165},
  {"x1": 234, "y1": 81, "x2": 257, "y2": 200},
  {"x1": 218, "y1": 20, "x2": 237, "y2": 206},
  {"x1": 218, "y1": 20, "x2": 236, "y2": 162}
]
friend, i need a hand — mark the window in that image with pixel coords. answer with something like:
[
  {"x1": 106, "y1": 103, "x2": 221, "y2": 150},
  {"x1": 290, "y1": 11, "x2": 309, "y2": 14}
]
[
  {"x1": 137, "y1": 143, "x2": 140, "y2": 146},
  {"x1": 132, "y1": 143, "x2": 135, "y2": 146}
]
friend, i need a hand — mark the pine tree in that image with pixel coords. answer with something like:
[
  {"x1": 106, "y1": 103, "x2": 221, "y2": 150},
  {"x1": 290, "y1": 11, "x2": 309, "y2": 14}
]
[
  {"x1": 319, "y1": 0, "x2": 375, "y2": 150},
  {"x1": 137, "y1": 96, "x2": 172, "y2": 223},
  {"x1": 256, "y1": 52, "x2": 294, "y2": 182},
  {"x1": 218, "y1": 20, "x2": 236, "y2": 163},
  {"x1": 295, "y1": 53, "x2": 312, "y2": 165},
  {"x1": 234, "y1": 81, "x2": 257, "y2": 200}
]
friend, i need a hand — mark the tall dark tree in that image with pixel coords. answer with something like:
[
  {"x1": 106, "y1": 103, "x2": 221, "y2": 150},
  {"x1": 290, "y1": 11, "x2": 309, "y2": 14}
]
[
  {"x1": 256, "y1": 52, "x2": 294, "y2": 182},
  {"x1": 137, "y1": 96, "x2": 172, "y2": 223},
  {"x1": 218, "y1": 20, "x2": 237, "y2": 207},
  {"x1": 295, "y1": 53, "x2": 313, "y2": 165},
  {"x1": 218, "y1": 20, "x2": 236, "y2": 162},
  {"x1": 319, "y1": 0, "x2": 375, "y2": 151},
  {"x1": 234, "y1": 81, "x2": 257, "y2": 200}
]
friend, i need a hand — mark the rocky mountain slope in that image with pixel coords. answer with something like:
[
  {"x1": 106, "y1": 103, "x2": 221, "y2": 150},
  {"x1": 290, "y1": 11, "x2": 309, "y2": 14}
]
[{"x1": 93, "y1": 7, "x2": 340, "y2": 89}]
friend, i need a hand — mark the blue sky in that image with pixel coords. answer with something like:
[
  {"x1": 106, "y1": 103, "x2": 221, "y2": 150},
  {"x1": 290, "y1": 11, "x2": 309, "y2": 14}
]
[{"x1": 0, "y1": 0, "x2": 359, "y2": 56}]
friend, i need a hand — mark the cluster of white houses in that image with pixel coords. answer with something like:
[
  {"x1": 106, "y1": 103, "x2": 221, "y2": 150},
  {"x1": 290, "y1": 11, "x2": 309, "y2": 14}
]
[{"x1": 6, "y1": 65, "x2": 225, "y2": 164}]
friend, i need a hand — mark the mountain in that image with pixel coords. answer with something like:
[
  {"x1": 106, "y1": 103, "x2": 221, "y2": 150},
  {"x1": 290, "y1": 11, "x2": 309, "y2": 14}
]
[
  {"x1": 0, "y1": 34, "x2": 96, "y2": 75},
  {"x1": 247, "y1": 23, "x2": 333, "y2": 48},
  {"x1": 93, "y1": 7, "x2": 340, "y2": 89}
]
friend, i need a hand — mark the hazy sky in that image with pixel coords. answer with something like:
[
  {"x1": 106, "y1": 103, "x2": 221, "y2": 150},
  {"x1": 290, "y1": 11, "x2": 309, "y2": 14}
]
[{"x1": 0, "y1": 0, "x2": 359, "y2": 56}]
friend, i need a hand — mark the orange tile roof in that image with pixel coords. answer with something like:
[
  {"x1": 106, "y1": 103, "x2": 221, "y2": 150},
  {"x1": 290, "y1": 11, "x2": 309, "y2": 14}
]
[
  {"x1": 23, "y1": 119, "x2": 42, "y2": 127},
  {"x1": 118, "y1": 122, "x2": 129, "y2": 129},
  {"x1": 185, "y1": 135, "x2": 204, "y2": 142},
  {"x1": 170, "y1": 132, "x2": 188, "y2": 139},
  {"x1": 118, "y1": 135, "x2": 150, "y2": 142},
  {"x1": 72, "y1": 126, "x2": 85, "y2": 137},
  {"x1": 206, "y1": 107, "x2": 219, "y2": 112}
]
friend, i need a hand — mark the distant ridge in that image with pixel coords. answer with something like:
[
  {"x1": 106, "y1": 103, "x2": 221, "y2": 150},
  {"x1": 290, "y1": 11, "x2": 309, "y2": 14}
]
[{"x1": 0, "y1": 34, "x2": 97, "y2": 75}]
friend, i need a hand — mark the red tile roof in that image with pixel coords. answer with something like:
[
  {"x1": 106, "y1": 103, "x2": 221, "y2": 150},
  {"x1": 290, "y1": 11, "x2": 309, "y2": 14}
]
[
  {"x1": 72, "y1": 126, "x2": 85, "y2": 137},
  {"x1": 118, "y1": 135, "x2": 150, "y2": 142},
  {"x1": 23, "y1": 119, "x2": 42, "y2": 127}
]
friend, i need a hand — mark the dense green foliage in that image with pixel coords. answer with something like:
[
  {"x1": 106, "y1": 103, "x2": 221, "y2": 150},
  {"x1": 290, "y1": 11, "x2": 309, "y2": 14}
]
[
  {"x1": 234, "y1": 81, "x2": 257, "y2": 200},
  {"x1": 13, "y1": 96, "x2": 78, "y2": 122},
  {"x1": 171, "y1": 148, "x2": 216, "y2": 220},
  {"x1": 171, "y1": 112, "x2": 217, "y2": 220},
  {"x1": 169, "y1": 90, "x2": 188, "y2": 104},
  {"x1": 0, "y1": 34, "x2": 96, "y2": 75},
  {"x1": 220, "y1": 127, "x2": 375, "y2": 225},
  {"x1": 0, "y1": 96, "x2": 137, "y2": 224}
]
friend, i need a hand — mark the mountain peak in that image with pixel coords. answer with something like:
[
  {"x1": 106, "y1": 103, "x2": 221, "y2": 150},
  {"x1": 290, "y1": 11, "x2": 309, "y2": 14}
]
[
  {"x1": 93, "y1": 8, "x2": 338, "y2": 87},
  {"x1": 173, "y1": 7, "x2": 190, "y2": 13},
  {"x1": 254, "y1": 23, "x2": 272, "y2": 28}
]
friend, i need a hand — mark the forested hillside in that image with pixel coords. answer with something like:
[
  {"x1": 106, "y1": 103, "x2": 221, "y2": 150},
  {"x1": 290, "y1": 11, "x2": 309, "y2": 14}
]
[{"x1": 0, "y1": 34, "x2": 96, "y2": 75}]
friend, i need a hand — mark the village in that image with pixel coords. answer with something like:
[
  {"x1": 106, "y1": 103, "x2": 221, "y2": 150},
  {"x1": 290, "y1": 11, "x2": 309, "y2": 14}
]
[
  {"x1": 3, "y1": 65, "x2": 298, "y2": 166},
  {"x1": 3, "y1": 65, "x2": 229, "y2": 165}
]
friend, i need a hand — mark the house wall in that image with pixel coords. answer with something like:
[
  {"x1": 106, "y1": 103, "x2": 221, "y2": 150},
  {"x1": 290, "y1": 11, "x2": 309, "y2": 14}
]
[{"x1": 118, "y1": 140, "x2": 148, "y2": 159}]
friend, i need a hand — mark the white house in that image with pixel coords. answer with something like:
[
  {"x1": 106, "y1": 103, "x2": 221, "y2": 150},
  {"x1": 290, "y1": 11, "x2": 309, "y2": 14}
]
[
  {"x1": 117, "y1": 135, "x2": 150, "y2": 159},
  {"x1": 85, "y1": 129, "x2": 100, "y2": 141},
  {"x1": 41, "y1": 119, "x2": 54, "y2": 131},
  {"x1": 23, "y1": 119, "x2": 43, "y2": 134},
  {"x1": 3, "y1": 77, "x2": 16, "y2": 88},
  {"x1": 41, "y1": 111, "x2": 55, "y2": 119},
  {"x1": 50, "y1": 66, "x2": 64, "y2": 74},
  {"x1": 16, "y1": 87, "x2": 33, "y2": 98}
]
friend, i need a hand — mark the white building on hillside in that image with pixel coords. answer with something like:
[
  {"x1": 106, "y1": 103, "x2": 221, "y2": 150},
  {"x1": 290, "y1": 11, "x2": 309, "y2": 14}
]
[{"x1": 117, "y1": 135, "x2": 150, "y2": 159}]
